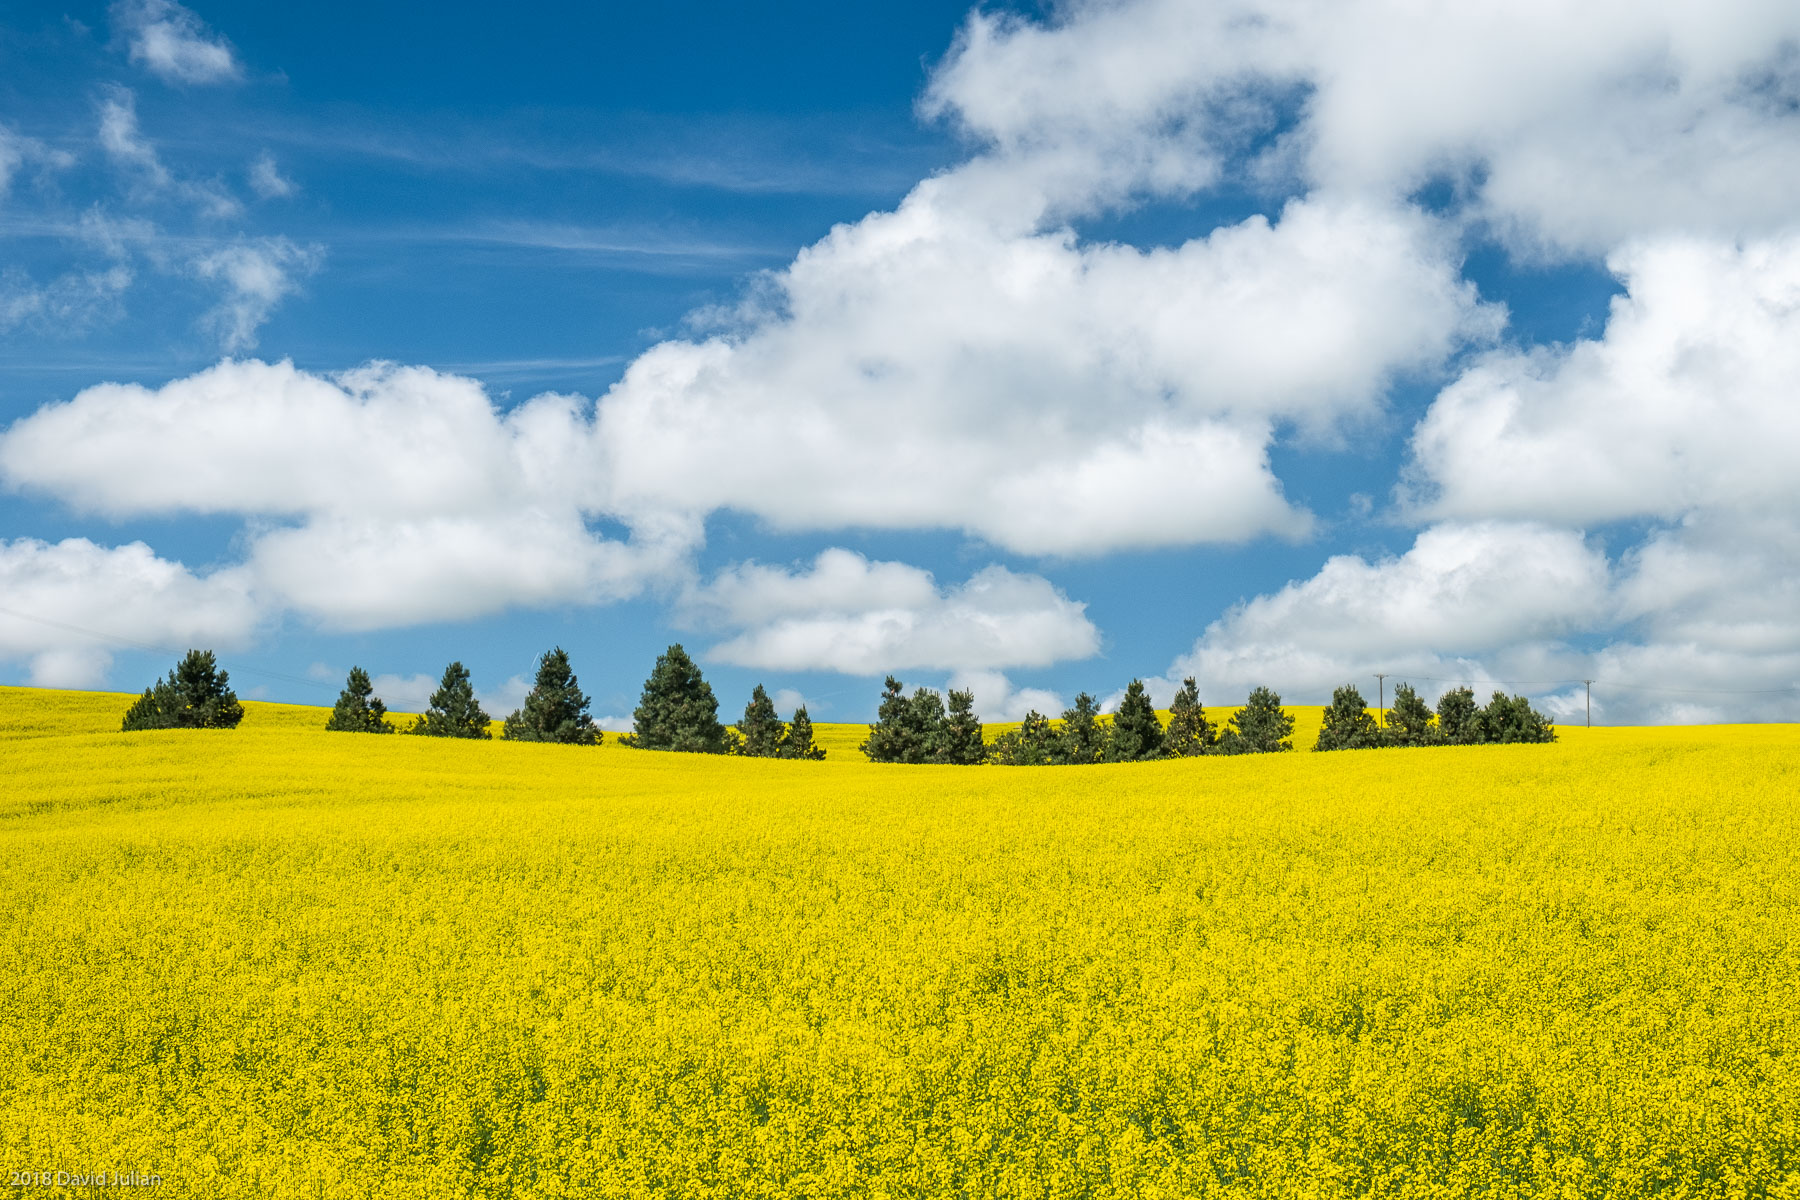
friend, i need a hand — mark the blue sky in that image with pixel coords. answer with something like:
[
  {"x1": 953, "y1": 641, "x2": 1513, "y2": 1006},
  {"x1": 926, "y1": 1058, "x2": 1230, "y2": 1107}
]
[{"x1": 2, "y1": 0, "x2": 1797, "y2": 727}]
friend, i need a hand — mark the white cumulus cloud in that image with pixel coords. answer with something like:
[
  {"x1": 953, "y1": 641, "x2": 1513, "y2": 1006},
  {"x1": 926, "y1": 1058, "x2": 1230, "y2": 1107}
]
[
  {"x1": 928, "y1": 0, "x2": 1800, "y2": 254},
  {"x1": 0, "y1": 360, "x2": 697, "y2": 631},
  {"x1": 944, "y1": 668, "x2": 1066, "y2": 724},
  {"x1": 595, "y1": 191, "x2": 1491, "y2": 556},
  {"x1": 1165, "y1": 522, "x2": 1612, "y2": 704},
  {"x1": 0, "y1": 537, "x2": 258, "y2": 688},
  {"x1": 690, "y1": 549, "x2": 1100, "y2": 675},
  {"x1": 1406, "y1": 234, "x2": 1800, "y2": 525}
]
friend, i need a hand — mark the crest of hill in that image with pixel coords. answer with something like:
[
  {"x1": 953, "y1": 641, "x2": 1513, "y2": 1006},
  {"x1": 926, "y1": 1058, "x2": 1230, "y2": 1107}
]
[{"x1": 0, "y1": 685, "x2": 1344, "y2": 754}]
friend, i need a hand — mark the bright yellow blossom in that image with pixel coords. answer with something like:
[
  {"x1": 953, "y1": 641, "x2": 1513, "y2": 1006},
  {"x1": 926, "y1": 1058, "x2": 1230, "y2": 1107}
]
[{"x1": 2, "y1": 686, "x2": 1795, "y2": 1198}]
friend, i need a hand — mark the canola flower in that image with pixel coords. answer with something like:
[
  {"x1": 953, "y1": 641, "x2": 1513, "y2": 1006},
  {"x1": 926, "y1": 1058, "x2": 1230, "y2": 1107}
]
[{"x1": 2, "y1": 685, "x2": 1797, "y2": 1198}]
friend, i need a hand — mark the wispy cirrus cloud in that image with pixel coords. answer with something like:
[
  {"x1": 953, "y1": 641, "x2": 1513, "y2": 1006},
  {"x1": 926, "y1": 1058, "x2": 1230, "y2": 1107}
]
[
  {"x1": 97, "y1": 87, "x2": 241, "y2": 218},
  {"x1": 191, "y1": 237, "x2": 322, "y2": 351},
  {"x1": 112, "y1": 0, "x2": 243, "y2": 86}
]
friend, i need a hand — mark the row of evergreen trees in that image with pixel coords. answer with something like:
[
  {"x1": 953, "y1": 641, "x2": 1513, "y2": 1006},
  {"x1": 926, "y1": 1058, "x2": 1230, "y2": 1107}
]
[
  {"x1": 621, "y1": 645, "x2": 824, "y2": 759},
  {"x1": 860, "y1": 676, "x2": 1300, "y2": 765},
  {"x1": 326, "y1": 651, "x2": 602, "y2": 743},
  {"x1": 324, "y1": 642, "x2": 826, "y2": 759},
  {"x1": 859, "y1": 678, "x2": 987, "y2": 764},
  {"x1": 121, "y1": 648, "x2": 1551, "y2": 760},
  {"x1": 1314, "y1": 683, "x2": 1556, "y2": 749}
]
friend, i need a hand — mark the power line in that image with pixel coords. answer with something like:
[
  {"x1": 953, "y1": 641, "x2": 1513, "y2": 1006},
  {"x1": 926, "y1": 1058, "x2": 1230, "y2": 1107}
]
[
  {"x1": 1390, "y1": 672, "x2": 1800, "y2": 698},
  {"x1": 0, "y1": 603, "x2": 334, "y2": 693}
]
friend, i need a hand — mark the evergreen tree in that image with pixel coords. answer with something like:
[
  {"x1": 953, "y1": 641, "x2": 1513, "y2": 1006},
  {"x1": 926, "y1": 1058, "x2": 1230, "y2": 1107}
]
[
  {"x1": 988, "y1": 710, "x2": 1057, "y2": 765},
  {"x1": 1106, "y1": 680, "x2": 1166, "y2": 761},
  {"x1": 907, "y1": 688, "x2": 948, "y2": 764},
  {"x1": 1435, "y1": 686, "x2": 1483, "y2": 745},
  {"x1": 940, "y1": 688, "x2": 986, "y2": 765},
  {"x1": 502, "y1": 647, "x2": 600, "y2": 745},
  {"x1": 1314, "y1": 684, "x2": 1381, "y2": 751},
  {"x1": 1164, "y1": 676, "x2": 1216, "y2": 757},
  {"x1": 624, "y1": 644, "x2": 730, "y2": 753},
  {"x1": 1053, "y1": 692, "x2": 1106, "y2": 764},
  {"x1": 325, "y1": 666, "x2": 392, "y2": 734},
  {"x1": 860, "y1": 677, "x2": 955, "y2": 763},
  {"x1": 1481, "y1": 691, "x2": 1557, "y2": 744},
  {"x1": 1385, "y1": 682, "x2": 1436, "y2": 747},
  {"x1": 735, "y1": 684, "x2": 786, "y2": 757},
  {"x1": 1217, "y1": 686, "x2": 1294, "y2": 754},
  {"x1": 121, "y1": 650, "x2": 245, "y2": 732},
  {"x1": 408, "y1": 661, "x2": 492, "y2": 739},
  {"x1": 778, "y1": 705, "x2": 826, "y2": 760},
  {"x1": 860, "y1": 676, "x2": 913, "y2": 763}
]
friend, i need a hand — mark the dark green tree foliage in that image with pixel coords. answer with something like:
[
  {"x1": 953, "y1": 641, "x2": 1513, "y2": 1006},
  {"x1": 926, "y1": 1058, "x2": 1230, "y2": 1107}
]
[
  {"x1": 1217, "y1": 686, "x2": 1294, "y2": 754},
  {"x1": 121, "y1": 649, "x2": 245, "y2": 731},
  {"x1": 408, "y1": 661, "x2": 491, "y2": 739},
  {"x1": 860, "y1": 677, "x2": 914, "y2": 763},
  {"x1": 1435, "y1": 686, "x2": 1484, "y2": 745},
  {"x1": 1053, "y1": 693, "x2": 1106, "y2": 765},
  {"x1": 1164, "y1": 676, "x2": 1216, "y2": 757},
  {"x1": 988, "y1": 710, "x2": 1057, "y2": 765},
  {"x1": 1384, "y1": 683, "x2": 1436, "y2": 747},
  {"x1": 735, "y1": 684, "x2": 786, "y2": 757},
  {"x1": 502, "y1": 647, "x2": 600, "y2": 745},
  {"x1": 940, "y1": 689, "x2": 986, "y2": 765},
  {"x1": 907, "y1": 688, "x2": 948, "y2": 763},
  {"x1": 1481, "y1": 691, "x2": 1557, "y2": 744},
  {"x1": 778, "y1": 706, "x2": 826, "y2": 760},
  {"x1": 1314, "y1": 684, "x2": 1381, "y2": 751},
  {"x1": 861, "y1": 677, "x2": 958, "y2": 764},
  {"x1": 325, "y1": 666, "x2": 391, "y2": 734},
  {"x1": 1106, "y1": 680, "x2": 1166, "y2": 762},
  {"x1": 625, "y1": 644, "x2": 731, "y2": 753}
]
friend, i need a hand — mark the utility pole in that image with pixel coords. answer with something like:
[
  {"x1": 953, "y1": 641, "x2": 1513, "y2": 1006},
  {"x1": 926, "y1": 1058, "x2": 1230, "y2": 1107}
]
[
  {"x1": 1374, "y1": 673, "x2": 1387, "y2": 728},
  {"x1": 1584, "y1": 680, "x2": 1592, "y2": 728}
]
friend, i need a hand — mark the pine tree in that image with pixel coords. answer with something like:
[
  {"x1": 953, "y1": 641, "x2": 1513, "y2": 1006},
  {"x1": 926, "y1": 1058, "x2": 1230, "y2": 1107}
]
[
  {"x1": 939, "y1": 688, "x2": 985, "y2": 765},
  {"x1": 906, "y1": 688, "x2": 948, "y2": 764},
  {"x1": 1314, "y1": 684, "x2": 1380, "y2": 751},
  {"x1": 1054, "y1": 692, "x2": 1106, "y2": 764},
  {"x1": 1435, "y1": 686, "x2": 1483, "y2": 745},
  {"x1": 407, "y1": 661, "x2": 492, "y2": 739},
  {"x1": 988, "y1": 710, "x2": 1057, "y2": 765},
  {"x1": 861, "y1": 676, "x2": 912, "y2": 763},
  {"x1": 778, "y1": 705, "x2": 827, "y2": 760},
  {"x1": 1385, "y1": 682, "x2": 1436, "y2": 747},
  {"x1": 502, "y1": 647, "x2": 600, "y2": 745},
  {"x1": 624, "y1": 644, "x2": 730, "y2": 753},
  {"x1": 121, "y1": 649, "x2": 245, "y2": 731},
  {"x1": 1164, "y1": 676, "x2": 1215, "y2": 757},
  {"x1": 1106, "y1": 679, "x2": 1166, "y2": 761},
  {"x1": 325, "y1": 666, "x2": 392, "y2": 734},
  {"x1": 860, "y1": 677, "x2": 952, "y2": 764},
  {"x1": 1217, "y1": 686, "x2": 1294, "y2": 754},
  {"x1": 735, "y1": 684, "x2": 786, "y2": 757},
  {"x1": 1481, "y1": 691, "x2": 1557, "y2": 744}
]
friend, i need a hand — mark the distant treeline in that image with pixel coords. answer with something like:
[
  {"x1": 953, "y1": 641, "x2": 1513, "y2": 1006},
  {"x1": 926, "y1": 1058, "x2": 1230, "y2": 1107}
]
[
  {"x1": 120, "y1": 649, "x2": 1552, "y2": 762},
  {"x1": 1314, "y1": 682, "x2": 1555, "y2": 749},
  {"x1": 866, "y1": 674, "x2": 1552, "y2": 764},
  {"x1": 120, "y1": 644, "x2": 826, "y2": 760},
  {"x1": 863, "y1": 676, "x2": 1298, "y2": 764}
]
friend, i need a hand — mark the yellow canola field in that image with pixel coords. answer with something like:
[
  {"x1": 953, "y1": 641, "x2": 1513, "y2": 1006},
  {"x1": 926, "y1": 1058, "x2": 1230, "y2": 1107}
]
[{"x1": 2, "y1": 686, "x2": 1798, "y2": 1198}]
